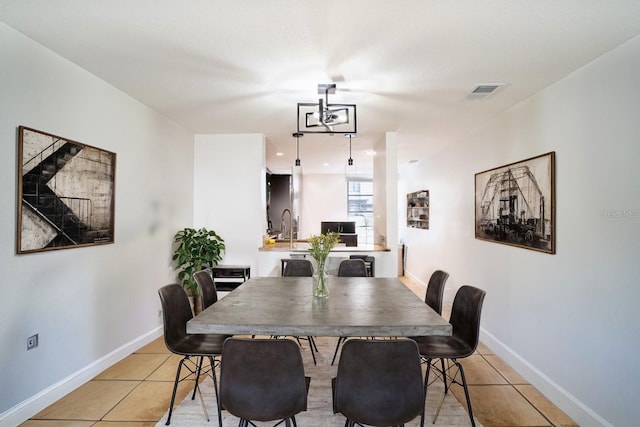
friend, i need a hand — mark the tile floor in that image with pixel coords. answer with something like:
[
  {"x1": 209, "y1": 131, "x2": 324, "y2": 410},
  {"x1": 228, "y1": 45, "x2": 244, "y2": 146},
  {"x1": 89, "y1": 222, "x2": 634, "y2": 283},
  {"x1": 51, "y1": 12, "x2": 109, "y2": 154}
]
[{"x1": 20, "y1": 277, "x2": 578, "y2": 427}]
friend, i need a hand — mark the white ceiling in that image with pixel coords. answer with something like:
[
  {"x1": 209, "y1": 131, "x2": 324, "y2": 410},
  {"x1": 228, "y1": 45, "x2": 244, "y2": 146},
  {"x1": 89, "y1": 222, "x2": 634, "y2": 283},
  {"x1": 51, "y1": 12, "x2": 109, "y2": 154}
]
[{"x1": 2, "y1": 1, "x2": 640, "y2": 174}]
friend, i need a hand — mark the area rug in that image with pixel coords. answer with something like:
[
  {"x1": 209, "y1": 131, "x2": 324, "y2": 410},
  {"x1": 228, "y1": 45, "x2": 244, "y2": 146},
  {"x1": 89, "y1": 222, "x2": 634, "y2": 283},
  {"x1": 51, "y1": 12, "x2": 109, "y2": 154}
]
[{"x1": 156, "y1": 337, "x2": 482, "y2": 427}]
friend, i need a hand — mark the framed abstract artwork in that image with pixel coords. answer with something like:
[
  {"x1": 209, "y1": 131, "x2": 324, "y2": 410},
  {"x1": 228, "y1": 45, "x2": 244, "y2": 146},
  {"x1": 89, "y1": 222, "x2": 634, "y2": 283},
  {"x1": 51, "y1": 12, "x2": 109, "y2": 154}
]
[
  {"x1": 475, "y1": 151, "x2": 555, "y2": 254},
  {"x1": 17, "y1": 126, "x2": 116, "y2": 254}
]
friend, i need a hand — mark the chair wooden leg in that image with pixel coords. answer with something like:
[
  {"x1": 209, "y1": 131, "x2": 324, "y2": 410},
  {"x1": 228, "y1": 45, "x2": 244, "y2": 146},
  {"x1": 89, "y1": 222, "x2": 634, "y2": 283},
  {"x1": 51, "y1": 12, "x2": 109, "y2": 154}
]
[{"x1": 195, "y1": 381, "x2": 210, "y2": 422}]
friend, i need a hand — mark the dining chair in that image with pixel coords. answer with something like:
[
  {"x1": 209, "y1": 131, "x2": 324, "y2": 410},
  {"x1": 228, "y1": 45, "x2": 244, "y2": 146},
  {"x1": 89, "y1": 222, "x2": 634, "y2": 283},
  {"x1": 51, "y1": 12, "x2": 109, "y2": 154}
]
[
  {"x1": 331, "y1": 258, "x2": 370, "y2": 365},
  {"x1": 283, "y1": 259, "x2": 314, "y2": 277},
  {"x1": 409, "y1": 269, "x2": 450, "y2": 424},
  {"x1": 337, "y1": 258, "x2": 368, "y2": 277},
  {"x1": 193, "y1": 268, "x2": 219, "y2": 310},
  {"x1": 414, "y1": 285, "x2": 486, "y2": 427},
  {"x1": 425, "y1": 269, "x2": 449, "y2": 315},
  {"x1": 281, "y1": 258, "x2": 318, "y2": 365},
  {"x1": 349, "y1": 254, "x2": 375, "y2": 277},
  {"x1": 332, "y1": 339, "x2": 425, "y2": 427},
  {"x1": 219, "y1": 338, "x2": 310, "y2": 427},
  {"x1": 158, "y1": 284, "x2": 229, "y2": 426}
]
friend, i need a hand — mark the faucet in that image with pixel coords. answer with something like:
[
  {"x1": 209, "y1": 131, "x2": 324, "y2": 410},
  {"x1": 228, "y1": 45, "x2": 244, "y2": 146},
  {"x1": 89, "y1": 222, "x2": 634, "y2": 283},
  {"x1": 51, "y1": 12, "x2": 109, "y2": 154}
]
[{"x1": 281, "y1": 208, "x2": 293, "y2": 249}]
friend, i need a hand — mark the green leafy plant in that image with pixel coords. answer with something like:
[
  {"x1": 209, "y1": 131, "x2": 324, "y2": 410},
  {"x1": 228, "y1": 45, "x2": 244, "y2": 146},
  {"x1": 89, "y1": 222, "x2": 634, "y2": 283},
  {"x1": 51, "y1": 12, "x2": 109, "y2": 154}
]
[
  {"x1": 172, "y1": 227, "x2": 225, "y2": 295},
  {"x1": 307, "y1": 231, "x2": 340, "y2": 271}
]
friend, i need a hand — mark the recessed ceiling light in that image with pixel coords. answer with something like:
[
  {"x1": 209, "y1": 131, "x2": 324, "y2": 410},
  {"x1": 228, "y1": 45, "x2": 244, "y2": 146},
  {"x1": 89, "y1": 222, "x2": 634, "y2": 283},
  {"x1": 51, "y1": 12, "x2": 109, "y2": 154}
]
[
  {"x1": 322, "y1": 163, "x2": 329, "y2": 167},
  {"x1": 275, "y1": 152, "x2": 284, "y2": 156}
]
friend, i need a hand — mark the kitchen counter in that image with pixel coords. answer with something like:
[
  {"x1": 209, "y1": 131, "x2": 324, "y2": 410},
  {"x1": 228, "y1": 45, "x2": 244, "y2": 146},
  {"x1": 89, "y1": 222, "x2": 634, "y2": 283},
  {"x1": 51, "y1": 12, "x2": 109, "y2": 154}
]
[
  {"x1": 259, "y1": 242, "x2": 390, "y2": 252},
  {"x1": 257, "y1": 241, "x2": 394, "y2": 277}
]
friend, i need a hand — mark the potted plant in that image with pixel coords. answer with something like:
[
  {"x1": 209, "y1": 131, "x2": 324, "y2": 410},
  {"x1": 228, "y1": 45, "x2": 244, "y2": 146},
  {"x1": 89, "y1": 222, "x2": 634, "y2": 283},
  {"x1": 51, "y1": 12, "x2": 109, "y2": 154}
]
[{"x1": 172, "y1": 227, "x2": 225, "y2": 314}]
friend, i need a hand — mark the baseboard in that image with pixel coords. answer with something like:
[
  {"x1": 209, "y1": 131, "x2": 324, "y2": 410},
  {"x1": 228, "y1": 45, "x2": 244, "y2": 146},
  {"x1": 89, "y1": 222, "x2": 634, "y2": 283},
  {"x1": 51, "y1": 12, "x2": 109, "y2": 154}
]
[
  {"x1": 479, "y1": 329, "x2": 610, "y2": 427},
  {"x1": 404, "y1": 268, "x2": 608, "y2": 426},
  {"x1": 0, "y1": 326, "x2": 163, "y2": 427}
]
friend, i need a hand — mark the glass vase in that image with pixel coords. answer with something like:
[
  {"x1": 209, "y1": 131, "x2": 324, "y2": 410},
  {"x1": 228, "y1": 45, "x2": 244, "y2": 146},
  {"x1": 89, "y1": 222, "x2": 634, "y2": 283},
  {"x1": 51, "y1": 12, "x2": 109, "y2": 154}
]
[{"x1": 313, "y1": 260, "x2": 329, "y2": 298}]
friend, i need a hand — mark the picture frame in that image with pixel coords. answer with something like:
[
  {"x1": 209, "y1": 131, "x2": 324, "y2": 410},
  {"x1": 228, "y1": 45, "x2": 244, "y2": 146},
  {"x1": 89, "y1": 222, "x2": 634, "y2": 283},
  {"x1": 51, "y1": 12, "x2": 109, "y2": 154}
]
[
  {"x1": 17, "y1": 126, "x2": 116, "y2": 254},
  {"x1": 407, "y1": 190, "x2": 429, "y2": 229},
  {"x1": 474, "y1": 151, "x2": 555, "y2": 254}
]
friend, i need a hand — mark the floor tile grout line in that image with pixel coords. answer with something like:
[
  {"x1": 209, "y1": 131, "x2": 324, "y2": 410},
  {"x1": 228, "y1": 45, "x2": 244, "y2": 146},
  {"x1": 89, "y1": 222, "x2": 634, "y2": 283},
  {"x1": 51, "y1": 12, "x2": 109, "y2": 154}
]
[
  {"x1": 100, "y1": 379, "x2": 146, "y2": 423},
  {"x1": 478, "y1": 352, "x2": 514, "y2": 385},
  {"x1": 511, "y1": 383, "x2": 559, "y2": 427}
]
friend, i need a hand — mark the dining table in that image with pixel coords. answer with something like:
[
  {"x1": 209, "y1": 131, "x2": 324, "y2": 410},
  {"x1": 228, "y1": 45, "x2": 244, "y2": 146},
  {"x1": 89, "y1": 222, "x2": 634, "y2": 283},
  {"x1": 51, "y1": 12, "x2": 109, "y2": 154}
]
[{"x1": 187, "y1": 276, "x2": 452, "y2": 338}]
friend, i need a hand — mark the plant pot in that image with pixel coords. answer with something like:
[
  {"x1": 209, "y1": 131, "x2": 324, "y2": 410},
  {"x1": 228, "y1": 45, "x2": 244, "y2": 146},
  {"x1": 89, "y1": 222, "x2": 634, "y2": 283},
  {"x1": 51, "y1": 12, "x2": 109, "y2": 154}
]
[{"x1": 190, "y1": 295, "x2": 203, "y2": 316}]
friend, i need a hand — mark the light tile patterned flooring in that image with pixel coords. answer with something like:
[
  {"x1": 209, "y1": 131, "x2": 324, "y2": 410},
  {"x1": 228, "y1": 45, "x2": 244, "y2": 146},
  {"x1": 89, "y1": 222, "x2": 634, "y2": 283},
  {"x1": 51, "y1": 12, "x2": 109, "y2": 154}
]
[{"x1": 20, "y1": 277, "x2": 578, "y2": 427}]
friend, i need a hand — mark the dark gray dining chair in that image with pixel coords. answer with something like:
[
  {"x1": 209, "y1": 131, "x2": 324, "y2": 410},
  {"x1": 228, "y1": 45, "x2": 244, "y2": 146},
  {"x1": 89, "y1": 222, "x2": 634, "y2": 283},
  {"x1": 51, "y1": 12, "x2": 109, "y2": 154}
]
[
  {"x1": 331, "y1": 258, "x2": 370, "y2": 365},
  {"x1": 193, "y1": 268, "x2": 219, "y2": 310},
  {"x1": 281, "y1": 259, "x2": 318, "y2": 364},
  {"x1": 425, "y1": 269, "x2": 449, "y2": 315},
  {"x1": 158, "y1": 284, "x2": 229, "y2": 426},
  {"x1": 349, "y1": 254, "x2": 375, "y2": 277},
  {"x1": 333, "y1": 339, "x2": 425, "y2": 427},
  {"x1": 337, "y1": 258, "x2": 368, "y2": 277},
  {"x1": 220, "y1": 338, "x2": 310, "y2": 427},
  {"x1": 410, "y1": 269, "x2": 449, "y2": 425},
  {"x1": 283, "y1": 259, "x2": 314, "y2": 277},
  {"x1": 414, "y1": 285, "x2": 486, "y2": 427}
]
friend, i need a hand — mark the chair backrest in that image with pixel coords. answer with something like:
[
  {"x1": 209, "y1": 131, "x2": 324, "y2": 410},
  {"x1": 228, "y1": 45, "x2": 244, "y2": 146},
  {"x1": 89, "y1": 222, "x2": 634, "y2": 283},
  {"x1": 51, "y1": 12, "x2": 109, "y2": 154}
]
[
  {"x1": 220, "y1": 338, "x2": 308, "y2": 422},
  {"x1": 158, "y1": 284, "x2": 193, "y2": 354},
  {"x1": 283, "y1": 259, "x2": 314, "y2": 277},
  {"x1": 425, "y1": 269, "x2": 449, "y2": 315},
  {"x1": 193, "y1": 269, "x2": 218, "y2": 309},
  {"x1": 333, "y1": 339, "x2": 425, "y2": 426},
  {"x1": 449, "y1": 285, "x2": 487, "y2": 357},
  {"x1": 337, "y1": 259, "x2": 367, "y2": 277}
]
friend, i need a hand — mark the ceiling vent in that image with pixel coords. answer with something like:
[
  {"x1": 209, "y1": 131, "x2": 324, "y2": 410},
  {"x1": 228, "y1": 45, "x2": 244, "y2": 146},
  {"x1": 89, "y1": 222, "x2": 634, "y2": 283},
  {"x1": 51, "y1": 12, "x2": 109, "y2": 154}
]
[{"x1": 468, "y1": 83, "x2": 505, "y2": 99}]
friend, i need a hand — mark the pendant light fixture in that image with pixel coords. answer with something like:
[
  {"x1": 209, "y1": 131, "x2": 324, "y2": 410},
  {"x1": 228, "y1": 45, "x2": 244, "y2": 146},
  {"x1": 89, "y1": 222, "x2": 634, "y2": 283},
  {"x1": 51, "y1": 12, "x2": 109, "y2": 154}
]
[
  {"x1": 345, "y1": 134, "x2": 356, "y2": 179},
  {"x1": 293, "y1": 132, "x2": 303, "y2": 166},
  {"x1": 296, "y1": 84, "x2": 357, "y2": 135}
]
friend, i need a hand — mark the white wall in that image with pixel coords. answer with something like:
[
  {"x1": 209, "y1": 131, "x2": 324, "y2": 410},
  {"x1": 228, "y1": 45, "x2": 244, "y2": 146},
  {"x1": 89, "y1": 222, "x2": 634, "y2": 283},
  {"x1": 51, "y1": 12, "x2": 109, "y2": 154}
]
[
  {"x1": 299, "y1": 173, "x2": 349, "y2": 237},
  {"x1": 398, "y1": 35, "x2": 640, "y2": 427},
  {"x1": 0, "y1": 23, "x2": 194, "y2": 425},
  {"x1": 193, "y1": 134, "x2": 266, "y2": 274}
]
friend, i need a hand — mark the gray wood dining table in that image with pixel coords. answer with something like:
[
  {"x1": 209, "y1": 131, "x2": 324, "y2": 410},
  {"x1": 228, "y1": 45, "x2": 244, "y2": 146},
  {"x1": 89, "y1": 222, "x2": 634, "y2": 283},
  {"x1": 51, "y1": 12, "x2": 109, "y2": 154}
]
[{"x1": 186, "y1": 276, "x2": 452, "y2": 337}]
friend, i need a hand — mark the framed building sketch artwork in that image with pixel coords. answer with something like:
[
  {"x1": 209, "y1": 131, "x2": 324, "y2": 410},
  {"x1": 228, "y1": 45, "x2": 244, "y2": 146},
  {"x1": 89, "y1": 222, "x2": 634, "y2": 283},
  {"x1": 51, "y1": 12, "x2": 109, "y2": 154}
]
[
  {"x1": 475, "y1": 151, "x2": 555, "y2": 254},
  {"x1": 17, "y1": 126, "x2": 116, "y2": 254}
]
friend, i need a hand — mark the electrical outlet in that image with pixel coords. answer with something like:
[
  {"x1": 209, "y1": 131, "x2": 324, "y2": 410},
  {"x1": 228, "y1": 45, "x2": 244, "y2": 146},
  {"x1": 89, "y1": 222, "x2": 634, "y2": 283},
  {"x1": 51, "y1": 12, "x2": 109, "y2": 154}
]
[{"x1": 27, "y1": 334, "x2": 38, "y2": 350}]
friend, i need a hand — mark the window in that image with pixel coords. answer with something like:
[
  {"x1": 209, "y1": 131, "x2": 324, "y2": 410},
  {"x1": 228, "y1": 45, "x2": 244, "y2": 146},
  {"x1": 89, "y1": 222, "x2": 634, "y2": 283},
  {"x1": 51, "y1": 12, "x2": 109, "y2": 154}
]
[{"x1": 347, "y1": 179, "x2": 374, "y2": 245}]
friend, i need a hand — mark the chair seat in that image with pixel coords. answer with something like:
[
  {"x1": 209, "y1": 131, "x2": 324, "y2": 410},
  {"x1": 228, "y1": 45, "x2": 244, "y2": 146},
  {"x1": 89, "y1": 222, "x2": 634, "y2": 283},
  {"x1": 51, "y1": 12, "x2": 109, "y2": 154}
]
[
  {"x1": 169, "y1": 333, "x2": 231, "y2": 357},
  {"x1": 410, "y1": 335, "x2": 475, "y2": 359}
]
